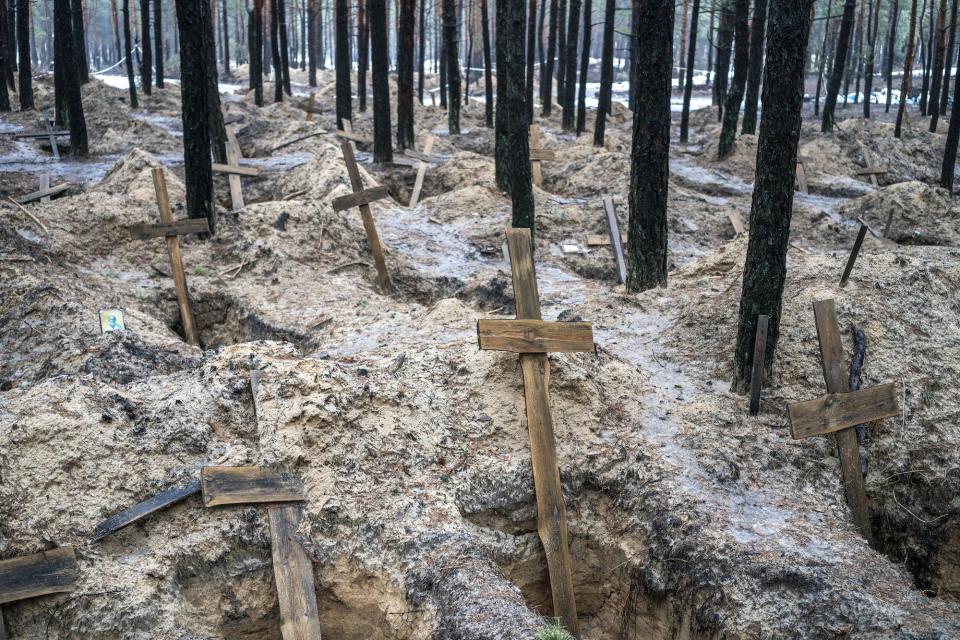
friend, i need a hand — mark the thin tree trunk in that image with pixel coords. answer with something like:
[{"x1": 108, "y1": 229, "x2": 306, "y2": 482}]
[
  {"x1": 71, "y1": 0, "x2": 88, "y2": 82},
  {"x1": 307, "y1": 0, "x2": 315, "y2": 84},
  {"x1": 155, "y1": 0, "x2": 164, "y2": 85},
  {"x1": 444, "y1": 0, "x2": 461, "y2": 133},
  {"x1": 140, "y1": 0, "x2": 152, "y2": 94},
  {"x1": 252, "y1": 0, "x2": 264, "y2": 105},
  {"x1": 678, "y1": 0, "x2": 689, "y2": 93},
  {"x1": 418, "y1": 0, "x2": 425, "y2": 102},
  {"x1": 560, "y1": 0, "x2": 580, "y2": 130},
  {"x1": 717, "y1": 0, "x2": 749, "y2": 158},
  {"x1": 221, "y1": 0, "x2": 230, "y2": 75},
  {"x1": 940, "y1": 42, "x2": 960, "y2": 186},
  {"x1": 278, "y1": 0, "x2": 291, "y2": 94},
  {"x1": 334, "y1": 0, "x2": 350, "y2": 126},
  {"x1": 358, "y1": 0, "x2": 367, "y2": 111},
  {"x1": 542, "y1": 0, "x2": 558, "y2": 115},
  {"x1": 679, "y1": 0, "x2": 700, "y2": 142},
  {"x1": 558, "y1": 0, "x2": 567, "y2": 102},
  {"x1": 0, "y1": 0, "x2": 9, "y2": 110},
  {"x1": 369, "y1": 0, "x2": 392, "y2": 161},
  {"x1": 271, "y1": 0, "x2": 282, "y2": 100},
  {"x1": 481, "y1": 0, "x2": 492, "y2": 125},
  {"x1": 815, "y1": 0, "x2": 835, "y2": 116},
  {"x1": 16, "y1": 0, "x2": 32, "y2": 108},
  {"x1": 885, "y1": 0, "x2": 898, "y2": 112},
  {"x1": 627, "y1": 0, "x2": 673, "y2": 292},
  {"x1": 122, "y1": 0, "x2": 136, "y2": 107},
  {"x1": 54, "y1": 0, "x2": 87, "y2": 153},
  {"x1": 929, "y1": 0, "x2": 947, "y2": 129},
  {"x1": 733, "y1": 0, "x2": 816, "y2": 390},
  {"x1": 7, "y1": 0, "x2": 18, "y2": 90},
  {"x1": 575, "y1": 0, "x2": 590, "y2": 134},
  {"x1": 714, "y1": 1, "x2": 734, "y2": 118},
  {"x1": 863, "y1": 0, "x2": 880, "y2": 117},
  {"x1": 741, "y1": 0, "x2": 768, "y2": 134},
  {"x1": 526, "y1": 0, "x2": 537, "y2": 120},
  {"x1": 822, "y1": 0, "x2": 857, "y2": 131},
  {"x1": 897, "y1": 0, "x2": 919, "y2": 136},
  {"x1": 397, "y1": 0, "x2": 414, "y2": 149},
  {"x1": 940, "y1": 0, "x2": 958, "y2": 113},
  {"x1": 496, "y1": 0, "x2": 534, "y2": 229},
  {"x1": 920, "y1": 0, "x2": 930, "y2": 112}
]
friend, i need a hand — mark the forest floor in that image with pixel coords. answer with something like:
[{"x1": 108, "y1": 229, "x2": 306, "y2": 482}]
[{"x1": 1, "y1": 70, "x2": 960, "y2": 639}]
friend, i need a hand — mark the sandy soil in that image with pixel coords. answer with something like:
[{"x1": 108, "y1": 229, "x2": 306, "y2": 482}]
[{"x1": 1, "y1": 72, "x2": 960, "y2": 639}]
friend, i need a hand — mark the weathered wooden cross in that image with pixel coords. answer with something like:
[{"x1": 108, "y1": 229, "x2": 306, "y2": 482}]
[
  {"x1": 0, "y1": 547, "x2": 78, "y2": 637},
  {"x1": 856, "y1": 144, "x2": 888, "y2": 188},
  {"x1": 795, "y1": 156, "x2": 809, "y2": 194},
  {"x1": 587, "y1": 197, "x2": 627, "y2": 284},
  {"x1": 333, "y1": 140, "x2": 394, "y2": 290},
  {"x1": 212, "y1": 128, "x2": 259, "y2": 212},
  {"x1": 128, "y1": 168, "x2": 209, "y2": 347},
  {"x1": 476, "y1": 227, "x2": 594, "y2": 637},
  {"x1": 336, "y1": 119, "x2": 372, "y2": 146},
  {"x1": 405, "y1": 134, "x2": 438, "y2": 209},
  {"x1": 529, "y1": 124, "x2": 556, "y2": 187},
  {"x1": 15, "y1": 174, "x2": 68, "y2": 204},
  {"x1": 305, "y1": 92, "x2": 316, "y2": 121},
  {"x1": 786, "y1": 299, "x2": 900, "y2": 544}
]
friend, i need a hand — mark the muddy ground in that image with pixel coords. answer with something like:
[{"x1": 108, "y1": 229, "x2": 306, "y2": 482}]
[{"x1": 1, "y1": 70, "x2": 960, "y2": 639}]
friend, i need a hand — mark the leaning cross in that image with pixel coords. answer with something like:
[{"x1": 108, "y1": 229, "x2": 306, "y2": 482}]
[
  {"x1": 856, "y1": 144, "x2": 887, "y2": 187},
  {"x1": 795, "y1": 156, "x2": 809, "y2": 194},
  {"x1": 43, "y1": 111, "x2": 61, "y2": 160},
  {"x1": 128, "y1": 168, "x2": 209, "y2": 347},
  {"x1": 333, "y1": 140, "x2": 394, "y2": 290},
  {"x1": 529, "y1": 124, "x2": 556, "y2": 187},
  {"x1": 476, "y1": 227, "x2": 592, "y2": 638},
  {"x1": 786, "y1": 299, "x2": 900, "y2": 544},
  {"x1": 16, "y1": 174, "x2": 69, "y2": 204},
  {"x1": 0, "y1": 547, "x2": 79, "y2": 637},
  {"x1": 336, "y1": 119, "x2": 372, "y2": 145},
  {"x1": 213, "y1": 124, "x2": 256, "y2": 211},
  {"x1": 406, "y1": 134, "x2": 437, "y2": 209}
]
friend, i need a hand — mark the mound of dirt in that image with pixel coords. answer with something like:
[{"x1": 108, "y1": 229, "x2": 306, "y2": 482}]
[{"x1": 837, "y1": 180, "x2": 960, "y2": 246}]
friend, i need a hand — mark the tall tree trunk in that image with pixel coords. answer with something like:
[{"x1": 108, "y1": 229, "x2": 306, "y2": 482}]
[
  {"x1": 593, "y1": 0, "x2": 614, "y2": 145},
  {"x1": 155, "y1": 0, "x2": 164, "y2": 85},
  {"x1": 444, "y1": 0, "x2": 461, "y2": 133},
  {"x1": 557, "y1": 0, "x2": 567, "y2": 102},
  {"x1": 140, "y1": 0, "x2": 152, "y2": 94},
  {"x1": 863, "y1": 0, "x2": 880, "y2": 117},
  {"x1": 278, "y1": 0, "x2": 291, "y2": 93},
  {"x1": 204, "y1": 0, "x2": 227, "y2": 163},
  {"x1": 940, "y1": 0, "x2": 958, "y2": 113},
  {"x1": 174, "y1": 0, "x2": 217, "y2": 233},
  {"x1": 252, "y1": 0, "x2": 264, "y2": 105},
  {"x1": 54, "y1": 0, "x2": 87, "y2": 153},
  {"x1": 560, "y1": 0, "x2": 580, "y2": 130},
  {"x1": 940, "y1": 42, "x2": 960, "y2": 186},
  {"x1": 929, "y1": 0, "x2": 947, "y2": 129},
  {"x1": 706, "y1": 2, "x2": 715, "y2": 86},
  {"x1": 575, "y1": 0, "x2": 591, "y2": 134},
  {"x1": 221, "y1": 0, "x2": 230, "y2": 75},
  {"x1": 369, "y1": 0, "x2": 392, "y2": 161},
  {"x1": 397, "y1": 0, "x2": 414, "y2": 149},
  {"x1": 741, "y1": 0, "x2": 768, "y2": 134},
  {"x1": 733, "y1": 0, "x2": 815, "y2": 390},
  {"x1": 307, "y1": 0, "x2": 316, "y2": 85},
  {"x1": 897, "y1": 0, "x2": 919, "y2": 136},
  {"x1": 525, "y1": 0, "x2": 537, "y2": 120},
  {"x1": 821, "y1": 0, "x2": 857, "y2": 131},
  {"x1": 6, "y1": 0, "x2": 16, "y2": 90},
  {"x1": 318, "y1": 0, "x2": 324, "y2": 68},
  {"x1": 717, "y1": 0, "x2": 749, "y2": 159},
  {"x1": 542, "y1": 0, "x2": 558, "y2": 115},
  {"x1": 271, "y1": 0, "x2": 282, "y2": 101},
  {"x1": 920, "y1": 0, "x2": 930, "y2": 112},
  {"x1": 0, "y1": 0, "x2": 9, "y2": 110},
  {"x1": 418, "y1": 0, "x2": 425, "y2": 102},
  {"x1": 678, "y1": 0, "x2": 689, "y2": 93},
  {"x1": 679, "y1": 0, "x2": 700, "y2": 142},
  {"x1": 70, "y1": 0, "x2": 88, "y2": 82},
  {"x1": 334, "y1": 0, "x2": 350, "y2": 126},
  {"x1": 496, "y1": 0, "x2": 534, "y2": 228},
  {"x1": 627, "y1": 0, "x2": 673, "y2": 292},
  {"x1": 16, "y1": 0, "x2": 31, "y2": 108},
  {"x1": 358, "y1": 0, "x2": 368, "y2": 111},
  {"x1": 815, "y1": 0, "x2": 835, "y2": 116},
  {"x1": 481, "y1": 0, "x2": 492, "y2": 125},
  {"x1": 122, "y1": 0, "x2": 136, "y2": 107},
  {"x1": 714, "y1": 1, "x2": 734, "y2": 118},
  {"x1": 885, "y1": 0, "x2": 898, "y2": 112}
]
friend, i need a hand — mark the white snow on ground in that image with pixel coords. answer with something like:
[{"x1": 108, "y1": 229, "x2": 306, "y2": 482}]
[{"x1": 94, "y1": 73, "x2": 242, "y2": 94}]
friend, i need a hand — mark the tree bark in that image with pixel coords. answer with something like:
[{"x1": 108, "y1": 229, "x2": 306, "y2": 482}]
[
  {"x1": 526, "y1": 0, "x2": 537, "y2": 120},
  {"x1": 495, "y1": 0, "x2": 534, "y2": 229},
  {"x1": 221, "y1": 0, "x2": 230, "y2": 75},
  {"x1": 481, "y1": 0, "x2": 492, "y2": 126},
  {"x1": 358, "y1": 0, "x2": 368, "y2": 111},
  {"x1": 252, "y1": 0, "x2": 264, "y2": 105},
  {"x1": 940, "y1": 0, "x2": 958, "y2": 113},
  {"x1": 940, "y1": 43, "x2": 960, "y2": 187},
  {"x1": 55, "y1": 0, "x2": 87, "y2": 153},
  {"x1": 542, "y1": 0, "x2": 559, "y2": 115},
  {"x1": 822, "y1": 0, "x2": 857, "y2": 131},
  {"x1": 863, "y1": 0, "x2": 880, "y2": 117},
  {"x1": 140, "y1": 0, "x2": 152, "y2": 94},
  {"x1": 155, "y1": 0, "x2": 164, "y2": 85},
  {"x1": 443, "y1": 0, "x2": 461, "y2": 134},
  {"x1": 0, "y1": 0, "x2": 9, "y2": 111},
  {"x1": 418, "y1": 0, "x2": 425, "y2": 102},
  {"x1": 714, "y1": 1, "x2": 734, "y2": 119},
  {"x1": 815, "y1": 0, "x2": 835, "y2": 116},
  {"x1": 5, "y1": 0, "x2": 15, "y2": 91},
  {"x1": 733, "y1": 0, "x2": 815, "y2": 391},
  {"x1": 679, "y1": 0, "x2": 700, "y2": 142},
  {"x1": 174, "y1": 0, "x2": 217, "y2": 233},
  {"x1": 627, "y1": 0, "x2": 673, "y2": 292},
  {"x1": 929, "y1": 0, "x2": 947, "y2": 129},
  {"x1": 885, "y1": 0, "x2": 899, "y2": 112},
  {"x1": 741, "y1": 0, "x2": 768, "y2": 134},
  {"x1": 334, "y1": 0, "x2": 350, "y2": 126},
  {"x1": 278, "y1": 0, "x2": 290, "y2": 93},
  {"x1": 717, "y1": 0, "x2": 749, "y2": 159},
  {"x1": 16, "y1": 0, "x2": 32, "y2": 108},
  {"x1": 307, "y1": 0, "x2": 316, "y2": 85},
  {"x1": 593, "y1": 0, "x2": 614, "y2": 145},
  {"x1": 70, "y1": 0, "x2": 88, "y2": 82},
  {"x1": 897, "y1": 0, "x2": 919, "y2": 136},
  {"x1": 575, "y1": 0, "x2": 591, "y2": 135},
  {"x1": 397, "y1": 0, "x2": 414, "y2": 149},
  {"x1": 560, "y1": 0, "x2": 580, "y2": 130},
  {"x1": 369, "y1": 0, "x2": 392, "y2": 161},
  {"x1": 122, "y1": 0, "x2": 137, "y2": 107}
]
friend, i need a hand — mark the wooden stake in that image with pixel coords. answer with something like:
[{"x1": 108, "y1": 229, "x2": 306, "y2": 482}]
[
  {"x1": 305, "y1": 92, "x2": 316, "y2": 121},
  {"x1": 92, "y1": 480, "x2": 202, "y2": 541},
  {"x1": 408, "y1": 135, "x2": 436, "y2": 209},
  {"x1": 748, "y1": 314, "x2": 769, "y2": 416},
  {"x1": 225, "y1": 141, "x2": 246, "y2": 210},
  {"x1": 268, "y1": 504, "x2": 323, "y2": 640},
  {"x1": 43, "y1": 111, "x2": 60, "y2": 160},
  {"x1": 339, "y1": 140, "x2": 393, "y2": 291},
  {"x1": 839, "y1": 221, "x2": 868, "y2": 288},
  {"x1": 151, "y1": 168, "x2": 201, "y2": 347},
  {"x1": 530, "y1": 124, "x2": 544, "y2": 187},
  {"x1": 15, "y1": 183, "x2": 69, "y2": 204},
  {"x1": 39, "y1": 174, "x2": 50, "y2": 203},
  {"x1": 603, "y1": 197, "x2": 627, "y2": 284},
  {"x1": 796, "y1": 157, "x2": 809, "y2": 194},
  {"x1": 728, "y1": 211, "x2": 746, "y2": 235}
]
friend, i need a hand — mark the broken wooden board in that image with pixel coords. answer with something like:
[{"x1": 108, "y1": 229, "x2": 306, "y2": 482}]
[
  {"x1": 0, "y1": 548, "x2": 78, "y2": 604},
  {"x1": 408, "y1": 135, "x2": 436, "y2": 209},
  {"x1": 15, "y1": 183, "x2": 69, "y2": 204},
  {"x1": 728, "y1": 211, "x2": 746, "y2": 235},
  {"x1": 331, "y1": 185, "x2": 390, "y2": 211},
  {"x1": 855, "y1": 167, "x2": 889, "y2": 176},
  {"x1": 224, "y1": 141, "x2": 246, "y2": 211},
  {"x1": 858, "y1": 144, "x2": 884, "y2": 189},
  {"x1": 129, "y1": 218, "x2": 210, "y2": 240},
  {"x1": 91, "y1": 480, "x2": 202, "y2": 542},
  {"x1": 336, "y1": 119, "x2": 371, "y2": 144},
  {"x1": 268, "y1": 504, "x2": 323, "y2": 640},
  {"x1": 43, "y1": 111, "x2": 60, "y2": 160},
  {"x1": 529, "y1": 125, "x2": 547, "y2": 187},
  {"x1": 12, "y1": 131, "x2": 69, "y2": 139},
  {"x1": 788, "y1": 383, "x2": 899, "y2": 439},
  {"x1": 477, "y1": 319, "x2": 594, "y2": 353},
  {"x1": 603, "y1": 197, "x2": 628, "y2": 285},
  {"x1": 585, "y1": 233, "x2": 628, "y2": 247},
  {"x1": 840, "y1": 221, "x2": 868, "y2": 288},
  {"x1": 201, "y1": 467, "x2": 304, "y2": 507},
  {"x1": 212, "y1": 163, "x2": 259, "y2": 177},
  {"x1": 795, "y1": 157, "x2": 809, "y2": 194},
  {"x1": 402, "y1": 148, "x2": 441, "y2": 163}
]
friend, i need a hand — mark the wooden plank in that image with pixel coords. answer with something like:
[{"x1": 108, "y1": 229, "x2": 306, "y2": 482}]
[
  {"x1": 152, "y1": 168, "x2": 201, "y2": 347},
  {"x1": 225, "y1": 124, "x2": 241, "y2": 151},
  {"x1": 859, "y1": 145, "x2": 881, "y2": 188},
  {"x1": 305, "y1": 92, "x2": 316, "y2": 121},
  {"x1": 477, "y1": 319, "x2": 594, "y2": 353},
  {"x1": 585, "y1": 233, "x2": 628, "y2": 247},
  {"x1": 15, "y1": 183, "x2": 69, "y2": 204},
  {"x1": 796, "y1": 158, "x2": 809, "y2": 194},
  {"x1": 212, "y1": 163, "x2": 259, "y2": 177},
  {"x1": 603, "y1": 197, "x2": 628, "y2": 285},
  {"x1": 728, "y1": 211, "x2": 746, "y2": 235},
  {"x1": 529, "y1": 148, "x2": 556, "y2": 161},
  {"x1": 855, "y1": 167, "x2": 888, "y2": 176},
  {"x1": 225, "y1": 142, "x2": 246, "y2": 211},
  {"x1": 44, "y1": 111, "x2": 60, "y2": 160},
  {"x1": 409, "y1": 135, "x2": 435, "y2": 209},
  {"x1": 788, "y1": 383, "x2": 900, "y2": 439},
  {"x1": 340, "y1": 140, "x2": 393, "y2": 291},
  {"x1": 129, "y1": 218, "x2": 211, "y2": 240},
  {"x1": 336, "y1": 119, "x2": 371, "y2": 144},
  {"x1": 201, "y1": 467, "x2": 304, "y2": 507},
  {"x1": 839, "y1": 221, "x2": 868, "y2": 288},
  {"x1": 13, "y1": 131, "x2": 70, "y2": 139},
  {"x1": 268, "y1": 504, "x2": 323, "y2": 640},
  {"x1": 402, "y1": 148, "x2": 441, "y2": 163},
  {"x1": 39, "y1": 174, "x2": 50, "y2": 203},
  {"x1": 504, "y1": 227, "x2": 579, "y2": 638},
  {"x1": 813, "y1": 299, "x2": 874, "y2": 544},
  {"x1": 332, "y1": 185, "x2": 390, "y2": 211},
  {"x1": 0, "y1": 548, "x2": 77, "y2": 604},
  {"x1": 749, "y1": 315, "x2": 769, "y2": 416},
  {"x1": 530, "y1": 125, "x2": 544, "y2": 187},
  {"x1": 91, "y1": 480, "x2": 201, "y2": 542}
]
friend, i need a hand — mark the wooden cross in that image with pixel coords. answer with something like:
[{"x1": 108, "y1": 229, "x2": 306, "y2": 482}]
[
  {"x1": 305, "y1": 91, "x2": 316, "y2": 121},
  {"x1": 795, "y1": 157, "x2": 809, "y2": 194},
  {"x1": 529, "y1": 124, "x2": 556, "y2": 187},
  {"x1": 128, "y1": 168, "x2": 209, "y2": 347},
  {"x1": 406, "y1": 134, "x2": 436, "y2": 209},
  {"x1": 214, "y1": 124, "x2": 254, "y2": 211},
  {"x1": 857, "y1": 144, "x2": 887, "y2": 188},
  {"x1": 786, "y1": 299, "x2": 900, "y2": 544},
  {"x1": 601, "y1": 197, "x2": 627, "y2": 284},
  {"x1": 333, "y1": 140, "x2": 394, "y2": 290},
  {"x1": 336, "y1": 119, "x2": 372, "y2": 145},
  {"x1": 15, "y1": 174, "x2": 68, "y2": 204},
  {"x1": 43, "y1": 111, "x2": 61, "y2": 160},
  {"x1": 0, "y1": 547, "x2": 78, "y2": 637},
  {"x1": 476, "y1": 227, "x2": 593, "y2": 637}
]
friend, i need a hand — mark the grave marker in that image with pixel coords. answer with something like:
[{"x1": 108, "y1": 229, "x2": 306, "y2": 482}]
[
  {"x1": 0, "y1": 547, "x2": 78, "y2": 636},
  {"x1": 92, "y1": 480, "x2": 201, "y2": 541},
  {"x1": 200, "y1": 466, "x2": 305, "y2": 507},
  {"x1": 857, "y1": 144, "x2": 887, "y2": 188},
  {"x1": 748, "y1": 315, "x2": 769, "y2": 416},
  {"x1": 785, "y1": 299, "x2": 900, "y2": 544},
  {"x1": 305, "y1": 92, "x2": 316, "y2": 121},
  {"x1": 728, "y1": 211, "x2": 746, "y2": 235},
  {"x1": 407, "y1": 134, "x2": 436, "y2": 209},
  {"x1": 602, "y1": 197, "x2": 628, "y2": 284},
  {"x1": 219, "y1": 124, "x2": 249, "y2": 211},
  {"x1": 839, "y1": 220, "x2": 868, "y2": 288},
  {"x1": 268, "y1": 504, "x2": 323, "y2": 640},
  {"x1": 128, "y1": 168, "x2": 209, "y2": 347},
  {"x1": 43, "y1": 111, "x2": 61, "y2": 160},
  {"x1": 15, "y1": 180, "x2": 68, "y2": 204},
  {"x1": 796, "y1": 157, "x2": 809, "y2": 194},
  {"x1": 585, "y1": 233, "x2": 627, "y2": 247},
  {"x1": 529, "y1": 124, "x2": 556, "y2": 187},
  {"x1": 336, "y1": 119, "x2": 371, "y2": 145},
  {"x1": 335, "y1": 140, "x2": 394, "y2": 290},
  {"x1": 476, "y1": 227, "x2": 591, "y2": 638}
]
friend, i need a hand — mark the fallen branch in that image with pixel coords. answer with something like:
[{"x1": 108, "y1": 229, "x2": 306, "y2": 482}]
[
  {"x1": 282, "y1": 189, "x2": 308, "y2": 201},
  {"x1": 270, "y1": 131, "x2": 326, "y2": 153},
  {"x1": 6, "y1": 197, "x2": 49, "y2": 234},
  {"x1": 326, "y1": 260, "x2": 369, "y2": 274}
]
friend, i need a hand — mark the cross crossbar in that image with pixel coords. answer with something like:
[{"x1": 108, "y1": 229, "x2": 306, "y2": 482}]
[
  {"x1": 477, "y1": 319, "x2": 594, "y2": 353},
  {"x1": 212, "y1": 162, "x2": 259, "y2": 177},
  {"x1": 339, "y1": 140, "x2": 393, "y2": 290},
  {"x1": 129, "y1": 218, "x2": 210, "y2": 239},
  {"x1": 332, "y1": 185, "x2": 390, "y2": 211},
  {"x1": 788, "y1": 383, "x2": 899, "y2": 439},
  {"x1": 16, "y1": 183, "x2": 69, "y2": 204}
]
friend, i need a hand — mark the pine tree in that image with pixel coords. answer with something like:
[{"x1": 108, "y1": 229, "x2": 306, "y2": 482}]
[
  {"x1": 17, "y1": 0, "x2": 32, "y2": 108},
  {"x1": 561, "y1": 0, "x2": 581, "y2": 130},
  {"x1": 443, "y1": 0, "x2": 461, "y2": 134},
  {"x1": 717, "y1": 0, "x2": 749, "y2": 158},
  {"x1": 885, "y1": 0, "x2": 900, "y2": 112},
  {"x1": 679, "y1": 0, "x2": 700, "y2": 142},
  {"x1": 896, "y1": 0, "x2": 919, "y2": 137},
  {"x1": 307, "y1": 0, "x2": 316, "y2": 85},
  {"x1": 526, "y1": 0, "x2": 537, "y2": 120},
  {"x1": 369, "y1": 0, "x2": 392, "y2": 161},
  {"x1": 713, "y1": 1, "x2": 734, "y2": 116},
  {"x1": 397, "y1": 0, "x2": 415, "y2": 149},
  {"x1": 929, "y1": 0, "x2": 948, "y2": 130},
  {"x1": 334, "y1": 0, "x2": 350, "y2": 127},
  {"x1": 140, "y1": 0, "x2": 153, "y2": 94},
  {"x1": 822, "y1": 0, "x2": 858, "y2": 131},
  {"x1": 122, "y1": 0, "x2": 137, "y2": 108},
  {"x1": 575, "y1": 0, "x2": 591, "y2": 135},
  {"x1": 863, "y1": 0, "x2": 881, "y2": 118},
  {"x1": 251, "y1": 0, "x2": 264, "y2": 105},
  {"x1": 0, "y1": 0, "x2": 9, "y2": 111},
  {"x1": 542, "y1": 0, "x2": 558, "y2": 115},
  {"x1": 155, "y1": 0, "x2": 164, "y2": 86},
  {"x1": 481, "y1": 0, "x2": 493, "y2": 126},
  {"x1": 54, "y1": 0, "x2": 87, "y2": 154},
  {"x1": 594, "y1": 0, "x2": 614, "y2": 145},
  {"x1": 271, "y1": 0, "x2": 283, "y2": 101},
  {"x1": 741, "y1": 0, "x2": 769, "y2": 134},
  {"x1": 70, "y1": 0, "x2": 88, "y2": 82},
  {"x1": 939, "y1": 0, "x2": 958, "y2": 114}
]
